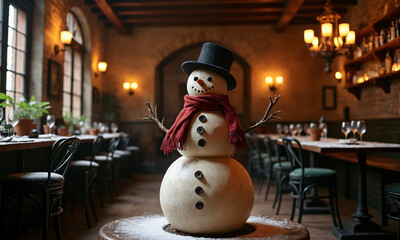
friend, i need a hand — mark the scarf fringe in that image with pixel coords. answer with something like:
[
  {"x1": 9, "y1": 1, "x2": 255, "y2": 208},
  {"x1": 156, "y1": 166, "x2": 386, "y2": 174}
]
[
  {"x1": 229, "y1": 130, "x2": 247, "y2": 149},
  {"x1": 160, "y1": 137, "x2": 185, "y2": 155}
]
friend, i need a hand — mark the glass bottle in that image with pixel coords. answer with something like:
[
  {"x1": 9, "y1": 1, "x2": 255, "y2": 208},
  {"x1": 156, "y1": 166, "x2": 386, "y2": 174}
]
[
  {"x1": 385, "y1": 51, "x2": 392, "y2": 74},
  {"x1": 395, "y1": 19, "x2": 399, "y2": 38},
  {"x1": 391, "y1": 21, "x2": 396, "y2": 41},
  {"x1": 379, "y1": 29, "x2": 385, "y2": 46}
]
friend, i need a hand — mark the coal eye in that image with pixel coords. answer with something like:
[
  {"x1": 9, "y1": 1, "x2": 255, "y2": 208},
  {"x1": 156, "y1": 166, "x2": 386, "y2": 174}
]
[
  {"x1": 194, "y1": 77, "x2": 198, "y2": 81},
  {"x1": 207, "y1": 77, "x2": 212, "y2": 82}
]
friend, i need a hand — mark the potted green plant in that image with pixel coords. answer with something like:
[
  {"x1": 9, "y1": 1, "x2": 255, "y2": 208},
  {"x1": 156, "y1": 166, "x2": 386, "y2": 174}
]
[
  {"x1": 63, "y1": 112, "x2": 84, "y2": 134},
  {"x1": 0, "y1": 93, "x2": 51, "y2": 136}
]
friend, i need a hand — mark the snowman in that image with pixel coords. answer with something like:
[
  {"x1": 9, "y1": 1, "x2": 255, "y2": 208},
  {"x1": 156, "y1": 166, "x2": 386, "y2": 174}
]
[{"x1": 145, "y1": 42, "x2": 280, "y2": 234}]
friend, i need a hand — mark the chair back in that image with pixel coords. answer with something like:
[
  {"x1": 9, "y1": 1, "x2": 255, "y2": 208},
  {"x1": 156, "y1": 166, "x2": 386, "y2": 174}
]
[
  {"x1": 90, "y1": 136, "x2": 104, "y2": 165},
  {"x1": 118, "y1": 133, "x2": 130, "y2": 150},
  {"x1": 107, "y1": 137, "x2": 121, "y2": 159},
  {"x1": 282, "y1": 137, "x2": 304, "y2": 175},
  {"x1": 245, "y1": 133, "x2": 264, "y2": 168},
  {"x1": 49, "y1": 137, "x2": 80, "y2": 180},
  {"x1": 263, "y1": 136, "x2": 278, "y2": 162}
]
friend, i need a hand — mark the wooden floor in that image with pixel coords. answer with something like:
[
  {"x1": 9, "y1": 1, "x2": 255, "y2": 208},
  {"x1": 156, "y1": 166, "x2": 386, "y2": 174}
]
[{"x1": 18, "y1": 174, "x2": 397, "y2": 240}]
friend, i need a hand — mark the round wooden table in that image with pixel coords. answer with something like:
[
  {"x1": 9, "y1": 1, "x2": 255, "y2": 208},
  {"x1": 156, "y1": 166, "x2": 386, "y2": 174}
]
[{"x1": 99, "y1": 215, "x2": 310, "y2": 240}]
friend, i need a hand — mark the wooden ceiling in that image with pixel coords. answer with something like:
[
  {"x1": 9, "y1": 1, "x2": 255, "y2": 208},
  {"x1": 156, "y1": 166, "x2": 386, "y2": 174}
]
[{"x1": 84, "y1": 0, "x2": 357, "y2": 34}]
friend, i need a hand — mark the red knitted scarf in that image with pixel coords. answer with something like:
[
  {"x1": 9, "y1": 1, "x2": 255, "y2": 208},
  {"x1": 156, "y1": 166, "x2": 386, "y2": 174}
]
[{"x1": 160, "y1": 94, "x2": 247, "y2": 155}]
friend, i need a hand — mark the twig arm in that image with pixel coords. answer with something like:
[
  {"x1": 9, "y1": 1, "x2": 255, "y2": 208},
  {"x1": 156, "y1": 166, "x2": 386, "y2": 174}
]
[
  {"x1": 143, "y1": 102, "x2": 169, "y2": 133},
  {"x1": 243, "y1": 95, "x2": 281, "y2": 133}
]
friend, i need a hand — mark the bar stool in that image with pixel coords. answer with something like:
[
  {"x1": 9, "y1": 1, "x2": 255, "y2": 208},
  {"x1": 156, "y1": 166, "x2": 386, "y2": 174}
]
[
  {"x1": 66, "y1": 136, "x2": 103, "y2": 228},
  {"x1": 94, "y1": 137, "x2": 121, "y2": 206},
  {"x1": 0, "y1": 137, "x2": 80, "y2": 240},
  {"x1": 384, "y1": 183, "x2": 400, "y2": 240},
  {"x1": 282, "y1": 137, "x2": 342, "y2": 228}
]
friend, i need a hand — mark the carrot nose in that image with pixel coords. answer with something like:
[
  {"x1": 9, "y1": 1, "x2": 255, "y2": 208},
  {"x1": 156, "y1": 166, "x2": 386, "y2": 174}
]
[{"x1": 197, "y1": 79, "x2": 206, "y2": 88}]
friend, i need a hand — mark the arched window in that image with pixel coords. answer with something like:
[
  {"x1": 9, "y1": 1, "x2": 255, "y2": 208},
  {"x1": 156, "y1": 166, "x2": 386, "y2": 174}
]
[{"x1": 63, "y1": 12, "x2": 83, "y2": 117}]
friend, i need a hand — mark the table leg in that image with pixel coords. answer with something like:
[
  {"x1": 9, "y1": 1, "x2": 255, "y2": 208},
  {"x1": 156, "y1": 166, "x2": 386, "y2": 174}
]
[{"x1": 332, "y1": 152, "x2": 389, "y2": 239}]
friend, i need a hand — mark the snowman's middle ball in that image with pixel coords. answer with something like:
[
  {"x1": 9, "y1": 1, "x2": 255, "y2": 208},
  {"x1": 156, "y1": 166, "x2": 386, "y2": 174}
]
[{"x1": 160, "y1": 156, "x2": 254, "y2": 234}]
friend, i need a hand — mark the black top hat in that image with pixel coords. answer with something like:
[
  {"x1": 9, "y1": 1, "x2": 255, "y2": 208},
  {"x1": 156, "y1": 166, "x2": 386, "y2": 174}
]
[{"x1": 181, "y1": 42, "x2": 236, "y2": 90}]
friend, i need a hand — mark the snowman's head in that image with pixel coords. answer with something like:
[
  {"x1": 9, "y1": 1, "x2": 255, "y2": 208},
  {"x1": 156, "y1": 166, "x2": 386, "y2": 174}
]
[{"x1": 187, "y1": 69, "x2": 228, "y2": 96}]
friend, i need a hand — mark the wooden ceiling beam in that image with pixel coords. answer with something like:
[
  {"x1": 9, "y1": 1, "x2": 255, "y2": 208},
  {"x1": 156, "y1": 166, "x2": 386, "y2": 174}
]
[
  {"x1": 93, "y1": 0, "x2": 129, "y2": 34},
  {"x1": 275, "y1": 0, "x2": 304, "y2": 32}
]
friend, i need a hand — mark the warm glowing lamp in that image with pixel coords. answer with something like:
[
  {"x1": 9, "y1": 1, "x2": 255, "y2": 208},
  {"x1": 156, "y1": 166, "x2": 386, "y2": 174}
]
[
  {"x1": 304, "y1": 29, "x2": 314, "y2": 44},
  {"x1": 98, "y1": 62, "x2": 108, "y2": 72},
  {"x1": 123, "y1": 81, "x2": 138, "y2": 95},
  {"x1": 265, "y1": 76, "x2": 282, "y2": 92},
  {"x1": 334, "y1": 37, "x2": 343, "y2": 48},
  {"x1": 312, "y1": 37, "x2": 319, "y2": 49},
  {"x1": 55, "y1": 30, "x2": 72, "y2": 55},
  {"x1": 346, "y1": 31, "x2": 356, "y2": 45},
  {"x1": 276, "y1": 76, "x2": 283, "y2": 85},
  {"x1": 339, "y1": 23, "x2": 349, "y2": 37},
  {"x1": 335, "y1": 71, "x2": 342, "y2": 82},
  {"x1": 321, "y1": 23, "x2": 333, "y2": 37},
  {"x1": 265, "y1": 76, "x2": 273, "y2": 85},
  {"x1": 60, "y1": 31, "x2": 73, "y2": 44}
]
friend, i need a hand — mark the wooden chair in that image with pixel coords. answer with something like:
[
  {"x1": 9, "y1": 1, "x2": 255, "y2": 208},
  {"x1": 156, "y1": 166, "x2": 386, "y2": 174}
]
[
  {"x1": 282, "y1": 137, "x2": 342, "y2": 227},
  {"x1": 0, "y1": 137, "x2": 80, "y2": 240},
  {"x1": 94, "y1": 137, "x2": 121, "y2": 205},
  {"x1": 66, "y1": 136, "x2": 103, "y2": 228},
  {"x1": 384, "y1": 183, "x2": 400, "y2": 240},
  {"x1": 262, "y1": 136, "x2": 289, "y2": 209}
]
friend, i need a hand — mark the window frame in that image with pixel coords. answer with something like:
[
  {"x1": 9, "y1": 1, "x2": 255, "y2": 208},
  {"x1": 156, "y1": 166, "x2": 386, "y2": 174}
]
[
  {"x1": 0, "y1": 0, "x2": 33, "y2": 99},
  {"x1": 63, "y1": 12, "x2": 84, "y2": 117}
]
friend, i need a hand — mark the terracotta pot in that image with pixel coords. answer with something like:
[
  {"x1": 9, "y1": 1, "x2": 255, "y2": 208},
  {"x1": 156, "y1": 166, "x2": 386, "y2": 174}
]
[
  {"x1": 14, "y1": 119, "x2": 34, "y2": 136},
  {"x1": 309, "y1": 128, "x2": 322, "y2": 141},
  {"x1": 89, "y1": 129, "x2": 99, "y2": 135},
  {"x1": 57, "y1": 127, "x2": 68, "y2": 136},
  {"x1": 43, "y1": 124, "x2": 50, "y2": 134}
]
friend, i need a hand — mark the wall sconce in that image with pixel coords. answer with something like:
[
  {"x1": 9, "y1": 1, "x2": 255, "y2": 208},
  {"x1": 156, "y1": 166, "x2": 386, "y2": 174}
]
[
  {"x1": 123, "y1": 82, "x2": 138, "y2": 95},
  {"x1": 54, "y1": 30, "x2": 72, "y2": 55},
  {"x1": 98, "y1": 62, "x2": 108, "y2": 72},
  {"x1": 265, "y1": 76, "x2": 283, "y2": 92},
  {"x1": 335, "y1": 71, "x2": 342, "y2": 82}
]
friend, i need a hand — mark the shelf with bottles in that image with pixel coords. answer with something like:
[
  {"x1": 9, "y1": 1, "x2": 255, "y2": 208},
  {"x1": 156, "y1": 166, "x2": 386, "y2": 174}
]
[{"x1": 356, "y1": 6, "x2": 400, "y2": 45}]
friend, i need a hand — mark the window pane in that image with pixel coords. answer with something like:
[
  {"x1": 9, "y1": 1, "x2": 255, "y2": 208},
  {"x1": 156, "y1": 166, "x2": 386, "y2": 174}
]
[
  {"x1": 15, "y1": 74, "x2": 24, "y2": 92},
  {"x1": 16, "y1": 32, "x2": 25, "y2": 50},
  {"x1": 6, "y1": 71, "x2": 14, "y2": 91},
  {"x1": 15, "y1": 92, "x2": 23, "y2": 103},
  {"x1": 6, "y1": 46, "x2": 15, "y2": 70},
  {"x1": 17, "y1": 8, "x2": 26, "y2": 34},
  {"x1": 7, "y1": 27, "x2": 15, "y2": 46},
  {"x1": 63, "y1": 93, "x2": 70, "y2": 107},
  {"x1": 8, "y1": 5, "x2": 16, "y2": 28},
  {"x1": 73, "y1": 80, "x2": 81, "y2": 94},
  {"x1": 63, "y1": 76, "x2": 71, "y2": 92},
  {"x1": 16, "y1": 50, "x2": 24, "y2": 73}
]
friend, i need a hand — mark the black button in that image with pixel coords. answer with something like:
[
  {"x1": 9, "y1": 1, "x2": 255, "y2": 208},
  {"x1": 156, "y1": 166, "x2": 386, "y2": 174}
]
[
  {"x1": 199, "y1": 115, "x2": 207, "y2": 122},
  {"x1": 195, "y1": 186, "x2": 203, "y2": 195},
  {"x1": 197, "y1": 126, "x2": 204, "y2": 134},
  {"x1": 195, "y1": 171, "x2": 203, "y2": 179},
  {"x1": 198, "y1": 139, "x2": 206, "y2": 147},
  {"x1": 195, "y1": 201, "x2": 204, "y2": 209}
]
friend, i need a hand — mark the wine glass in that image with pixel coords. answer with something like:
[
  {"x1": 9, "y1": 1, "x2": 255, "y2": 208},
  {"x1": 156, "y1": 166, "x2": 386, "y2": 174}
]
[
  {"x1": 341, "y1": 121, "x2": 351, "y2": 140},
  {"x1": 8, "y1": 109, "x2": 19, "y2": 136},
  {"x1": 319, "y1": 122, "x2": 327, "y2": 139},
  {"x1": 350, "y1": 120, "x2": 357, "y2": 139},
  {"x1": 99, "y1": 122, "x2": 106, "y2": 134},
  {"x1": 46, "y1": 115, "x2": 55, "y2": 135},
  {"x1": 356, "y1": 120, "x2": 367, "y2": 142},
  {"x1": 276, "y1": 123, "x2": 283, "y2": 136},
  {"x1": 303, "y1": 123, "x2": 310, "y2": 136},
  {"x1": 0, "y1": 108, "x2": 3, "y2": 122},
  {"x1": 283, "y1": 125, "x2": 289, "y2": 135},
  {"x1": 296, "y1": 123, "x2": 302, "y2": 136},
  {"x1": 289, "y1": 124, "x2": 297, "y2": 137},
  {"x1": 111, "y1": 122, "x2": 118, "y2": 134}
]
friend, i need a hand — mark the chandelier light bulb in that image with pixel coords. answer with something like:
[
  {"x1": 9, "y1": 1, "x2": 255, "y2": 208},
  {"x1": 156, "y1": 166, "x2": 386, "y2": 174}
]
[
  {"x1": 346, "y1": 31, "x2": 356, "y2": 45},
  {"x1": 304, "y1": 29, "x2": 314, "y2": 44},
  {"x1": 321, "y1": 23, "x2": 333, "y2": 37},
  {"x1": 339, "y1": 23, "x2": 350, "y2": 37}
]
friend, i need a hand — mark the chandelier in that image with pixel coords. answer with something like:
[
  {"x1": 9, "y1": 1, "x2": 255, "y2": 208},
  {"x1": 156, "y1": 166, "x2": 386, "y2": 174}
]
[{"x1": 303, "y1": 0, "x2": 355, "y2": 72}]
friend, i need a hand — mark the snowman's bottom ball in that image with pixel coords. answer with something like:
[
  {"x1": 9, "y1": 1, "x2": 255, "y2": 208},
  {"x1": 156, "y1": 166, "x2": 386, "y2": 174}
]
[{"x1": 159, "y1": 156, "x2": 254, "y2": 234}]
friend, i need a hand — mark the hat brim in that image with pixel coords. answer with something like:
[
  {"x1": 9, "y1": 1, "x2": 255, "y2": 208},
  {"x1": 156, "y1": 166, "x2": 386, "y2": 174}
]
[{"x1": 181, "y1": 61, "x2": 236, "y2": 90}]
